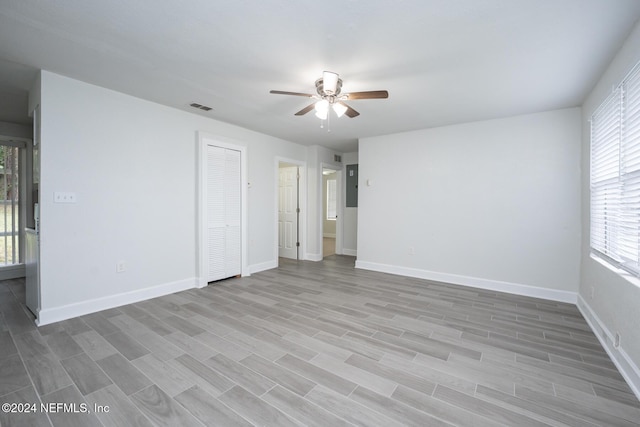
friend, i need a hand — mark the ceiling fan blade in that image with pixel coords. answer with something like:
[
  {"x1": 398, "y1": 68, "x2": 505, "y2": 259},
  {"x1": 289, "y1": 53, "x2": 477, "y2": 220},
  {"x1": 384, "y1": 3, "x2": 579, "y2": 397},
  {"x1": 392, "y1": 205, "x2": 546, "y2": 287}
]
[
  {"x1": 340, "y1": 102, "x2": 360, "y2": 118},
  {"x1": 295, "y1": 103, "x2": 316, "y2": 116},
  {"x1": 345, "y1": 90, "x2": 389, "y2": 100},
  {"x1": 270, "y1": 90, "x2": 314, "y2": 97}
]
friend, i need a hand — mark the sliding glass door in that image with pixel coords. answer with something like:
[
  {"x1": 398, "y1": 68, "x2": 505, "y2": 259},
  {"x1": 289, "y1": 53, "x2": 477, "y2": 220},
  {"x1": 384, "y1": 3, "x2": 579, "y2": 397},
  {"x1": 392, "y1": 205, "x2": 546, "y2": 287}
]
[{"x1": 0, "y1": 143, "x2": 21, "y2": 266}]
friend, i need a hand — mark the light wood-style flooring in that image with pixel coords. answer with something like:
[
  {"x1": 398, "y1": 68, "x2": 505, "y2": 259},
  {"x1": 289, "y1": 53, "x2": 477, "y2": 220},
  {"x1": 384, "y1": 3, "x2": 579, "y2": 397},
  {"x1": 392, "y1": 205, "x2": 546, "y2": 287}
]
[{"x1": 1, "y1": 255, "x2": 639, "y2": 426}]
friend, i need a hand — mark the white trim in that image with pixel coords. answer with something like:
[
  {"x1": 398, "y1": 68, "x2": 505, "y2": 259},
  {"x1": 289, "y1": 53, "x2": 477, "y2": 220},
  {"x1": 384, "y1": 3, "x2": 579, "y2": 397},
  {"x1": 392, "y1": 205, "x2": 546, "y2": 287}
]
[
  {"x1": 248, "y1": 260, "x2": 278, "y2": 274},
  {"x1": 306, "y1": 253, "x2": 323, "y2": 262},
  {"x1": 36, "y1": 278, "x2": 197, "y2": 326},
  {"x1": 197, "y1": 132, "x2": 249, "y2": 287},
  {"x1": 0, "y1": 264, "x2": 25, "y2": 280},
  {"x1": 342, "y1": 249, "x2": 357, "y2": 256},
  {"x1": 355, "y1": 261, "x2": 577, "y2": 304},
  {"x1": 577, "y1": 295, "x2": 640, "y2": 400}
]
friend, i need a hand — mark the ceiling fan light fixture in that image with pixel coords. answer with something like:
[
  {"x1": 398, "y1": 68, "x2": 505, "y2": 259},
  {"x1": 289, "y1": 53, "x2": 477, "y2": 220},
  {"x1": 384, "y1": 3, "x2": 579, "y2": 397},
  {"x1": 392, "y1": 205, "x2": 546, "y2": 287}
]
[
  {"x1": 333, "y1": 102, "x2": 348, "y2": 118},
  {"x1": 314, "y1": 99, "x2": 329, "y2": 120},
  {"x1": 322, "y1": 71, "x2": 339, "y2": 95}
]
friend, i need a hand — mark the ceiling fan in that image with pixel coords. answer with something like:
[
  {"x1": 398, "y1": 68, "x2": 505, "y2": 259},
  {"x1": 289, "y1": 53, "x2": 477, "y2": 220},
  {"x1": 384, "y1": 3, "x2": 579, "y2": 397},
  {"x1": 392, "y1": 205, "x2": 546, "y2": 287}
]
[{"x1": 270, "y1": 71, "x2": 389, "y2": 120}]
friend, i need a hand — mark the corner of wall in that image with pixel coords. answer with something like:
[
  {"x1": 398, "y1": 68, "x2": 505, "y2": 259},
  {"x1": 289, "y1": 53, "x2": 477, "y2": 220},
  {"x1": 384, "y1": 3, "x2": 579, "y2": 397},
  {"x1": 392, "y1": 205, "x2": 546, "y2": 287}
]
[{"x1": 577, "y1": 295, "x2": 640, "y2": 400}]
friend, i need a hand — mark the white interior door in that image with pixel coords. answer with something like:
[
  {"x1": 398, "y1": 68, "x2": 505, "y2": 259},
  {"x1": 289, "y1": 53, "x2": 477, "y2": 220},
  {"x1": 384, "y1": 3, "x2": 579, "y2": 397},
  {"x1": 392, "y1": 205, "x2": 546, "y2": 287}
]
[
  {"x1": 207, "y1": 145, "x2": 241, "y2": 282},
  {"x1": 278, "y1": 166, "x2": 298, "y2": 259}
]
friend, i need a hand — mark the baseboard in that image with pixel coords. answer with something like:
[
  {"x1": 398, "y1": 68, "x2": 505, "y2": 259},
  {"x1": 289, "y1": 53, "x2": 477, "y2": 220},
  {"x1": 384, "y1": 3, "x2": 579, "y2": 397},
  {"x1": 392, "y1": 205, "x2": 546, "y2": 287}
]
[
  {"x1": 342, "y1": 249, "x2": 357, "y2": 256},
  {"x1": 577, "y1": 295, "x2": 640, "y2": 400},
  {"x1": 36, "y1": 277, "x2": 198, "y2": 326},
  {"x1": 248, "y1": 260, "x2": 278, "y2": 274},
  {"x1": 306, "y1": 253, "x2": 323, "y2": 262},
  {"x1": 354, "y1": 260, "x2": 577, "y2": 304},
  {"x1": 0, "y1": 264, "x2": 26, "y2": 280}
]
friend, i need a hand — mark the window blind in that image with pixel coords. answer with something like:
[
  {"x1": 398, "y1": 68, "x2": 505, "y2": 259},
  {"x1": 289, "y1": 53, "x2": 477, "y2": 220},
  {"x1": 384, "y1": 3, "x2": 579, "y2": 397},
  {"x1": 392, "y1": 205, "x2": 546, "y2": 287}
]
[{"x1": 591, "y1": 62, "x2": 640, "y2": 275}]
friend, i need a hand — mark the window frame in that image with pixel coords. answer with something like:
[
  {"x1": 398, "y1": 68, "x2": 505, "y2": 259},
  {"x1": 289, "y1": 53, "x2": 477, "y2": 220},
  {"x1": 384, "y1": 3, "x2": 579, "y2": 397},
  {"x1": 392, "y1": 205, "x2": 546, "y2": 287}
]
[{"x1": 590, "y1": 61, "x2": 640, "y2": 278}]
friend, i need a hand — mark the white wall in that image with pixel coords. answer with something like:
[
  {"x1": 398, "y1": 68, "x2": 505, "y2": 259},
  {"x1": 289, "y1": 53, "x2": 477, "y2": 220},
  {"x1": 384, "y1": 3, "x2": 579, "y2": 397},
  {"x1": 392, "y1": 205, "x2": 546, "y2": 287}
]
[
  {"x1": 357, "y1": 108, "x2": 581, "y2": 302},
  {"x1": 32, "y1": 71, "x2": 307, "y2": 324},
  {"x1": 342, "y1": 151, "x2": 358, "y2": 256},
  {"x1": 579, "y1": 21, "x2": 640, "y2": 397}
]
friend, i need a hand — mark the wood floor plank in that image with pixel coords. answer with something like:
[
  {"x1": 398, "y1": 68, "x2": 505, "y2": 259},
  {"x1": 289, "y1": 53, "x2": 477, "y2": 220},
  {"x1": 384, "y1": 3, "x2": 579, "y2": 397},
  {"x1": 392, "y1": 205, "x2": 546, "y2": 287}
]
[
  {"x1": 475, "y1": 383, "x2": 600, "y2": 427},
  {"x1": 218, "y1": 385, "x2": 300, "y2": 427},
  {"x1": 311, "y1": 352, "x2": 398, "y2": 396},
  {"x1": 132, "y1": 354, "x2": 194, "y2": 397},
  {"x1": 13, "y1": 331, "x2": 73, "y2": 396},
  {"x1": 103, "y1": 331, "x2": 151, "y2": 361},
  {"x1": 130, "y1": 385, "x2": 202, "y2": 427},
  {"x1": 0, "y1": 385, "x2": 52, "y2": 427},
  {"x1": 60, "y1": 353, "x2": 113, "y2": 396},
  {"x1": 0, "y1": 353, "x2": 31, "y2": 396},
  {"x1": 44, "y1": 331, "x2": 84, "y2": 360},
  {"x1": 163, "y1": 331, "x2": 217, "y2": 361},
  {"x1": 204, "y1": 353, "x2": 275, "y2": 396},
  {"x1": 345, "y1": 353, "x2": 437, "y2": 395},
  {"x1": 276, "y1": 353, "x2": 357, "y2": 396},
  {"x1": 391, "y1": 385, "x2": 504, "y2": 427},
  {"x1": 433, "y1": 384, "x2": 550, "y2": 427},
  {"x1": 515, "y1": 384, "x2": 639, "y2": 427},
  {"x1": 0, "y1": 329, "x2": 18, "y2": 360},
  {"x1": 174, "y1": 385, "x2": 253, "y2": 426},
  {"x1": 71, "y1": 330, "x2": 119, "y2": 361},
  {"x1": 263, "y1": 385, "x2": 352, "y2": 427},
  {"x1": 41, "y1": 385, "x2": 102, "y2": 427},
  {"x1": 351, "y1": 385, "x2": 454, "y2": 427},
  {"x1": 239, "y1": 353, "x2": 316, "y2": 396},
  {"x1": 85, "y1": 384, "x2": 154, "y2": 427},
  {"x1": 96, "y1": 353, "x2": 153, "y2": 396},
  {"x1": 306, "y1": 385, "x2": 406, "y2": 427},
  {"x1": 169, "y1": 354, "x2": 235, "y2": 396}
]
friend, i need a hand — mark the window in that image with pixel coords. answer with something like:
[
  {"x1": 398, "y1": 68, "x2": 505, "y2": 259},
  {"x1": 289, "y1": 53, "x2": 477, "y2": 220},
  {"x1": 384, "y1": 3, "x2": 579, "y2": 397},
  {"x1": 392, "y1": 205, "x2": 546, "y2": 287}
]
[
  {"x1": 326, "y1": 178, "x2": 337, "y2": 220},
  {"x1": 0, "y1": 142, "x2": 22, "y2": 266},
  {"x1": 591, "y1": 62, "x2": 640, "y2": 276}
]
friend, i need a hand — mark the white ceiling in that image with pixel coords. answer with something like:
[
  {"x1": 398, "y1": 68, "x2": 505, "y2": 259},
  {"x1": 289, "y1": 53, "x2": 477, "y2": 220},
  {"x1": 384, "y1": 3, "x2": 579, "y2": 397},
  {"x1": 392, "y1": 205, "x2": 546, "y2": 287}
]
[{"x1": 0, "y1": 1, "x2": 639, "y2": 152}]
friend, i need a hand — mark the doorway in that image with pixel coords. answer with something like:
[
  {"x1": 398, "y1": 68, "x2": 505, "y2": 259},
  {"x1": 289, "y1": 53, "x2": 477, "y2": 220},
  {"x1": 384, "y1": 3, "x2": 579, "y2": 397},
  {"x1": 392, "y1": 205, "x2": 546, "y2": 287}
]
[
  {"x1": 277, "y1": 160, "x2": 306, "y2": 261},
  {"x1": 198, "y1": 133, "x2": 248, "y2": 287},
  {"x1": 322, "y1": 166, "x2": 342, "y2": 259}
]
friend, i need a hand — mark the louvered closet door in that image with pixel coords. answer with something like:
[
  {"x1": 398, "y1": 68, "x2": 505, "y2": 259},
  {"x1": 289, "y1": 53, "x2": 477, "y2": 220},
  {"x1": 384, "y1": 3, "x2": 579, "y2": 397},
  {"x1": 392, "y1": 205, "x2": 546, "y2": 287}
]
[
  {"x1": 207, "y1": 145, "x2": 241, "y2": 282},
  {"x1": 224, "y1": 148, "x2": 241, "y2": 277}
]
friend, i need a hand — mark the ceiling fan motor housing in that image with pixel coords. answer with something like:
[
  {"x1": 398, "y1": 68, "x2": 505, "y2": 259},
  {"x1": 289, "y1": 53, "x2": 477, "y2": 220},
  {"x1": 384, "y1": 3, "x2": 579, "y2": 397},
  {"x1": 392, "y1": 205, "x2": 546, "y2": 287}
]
[{"x1": 316, "y1": 76, "x2": 342, "y2": 97}]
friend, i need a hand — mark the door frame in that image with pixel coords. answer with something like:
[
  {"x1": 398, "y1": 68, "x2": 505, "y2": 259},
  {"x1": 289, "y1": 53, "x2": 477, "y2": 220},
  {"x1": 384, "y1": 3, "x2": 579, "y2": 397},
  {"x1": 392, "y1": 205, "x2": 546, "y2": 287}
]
[
  {"x1": 321, "y1": 163, "x2": 343, "y2": 258},
  {"x1": 0, "y1": 135, "x2": 30, "y2": 280},
  {"x1": 197, "y1": 132, "x2": 248, "y2": 287},
  {"x1": 275, "y1": 157, "x2": 307, "y2": 264}
]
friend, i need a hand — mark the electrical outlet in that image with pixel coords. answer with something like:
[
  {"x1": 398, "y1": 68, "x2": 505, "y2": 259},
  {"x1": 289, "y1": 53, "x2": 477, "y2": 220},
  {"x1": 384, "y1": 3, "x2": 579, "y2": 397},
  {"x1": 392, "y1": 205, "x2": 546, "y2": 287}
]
[
  {"x1": 614, "y1": 332, "x2": 621, "y2": 348},
  {"x1": 590, "y1": 286, "x2": 595, "y2": 300},
  {"x1": 116, "y1": 261, "x2": 126, "y2": 273},
  {"x1": 408, "y1": 246, "x2": 415, "y2": 255}
]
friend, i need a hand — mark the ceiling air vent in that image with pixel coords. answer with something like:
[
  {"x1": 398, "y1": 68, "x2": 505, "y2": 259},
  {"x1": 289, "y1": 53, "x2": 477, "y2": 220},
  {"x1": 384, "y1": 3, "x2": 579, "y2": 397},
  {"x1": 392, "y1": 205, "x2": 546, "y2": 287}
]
[{"x1": 189, "y1": 102, "x2": 213, "y2": 112}]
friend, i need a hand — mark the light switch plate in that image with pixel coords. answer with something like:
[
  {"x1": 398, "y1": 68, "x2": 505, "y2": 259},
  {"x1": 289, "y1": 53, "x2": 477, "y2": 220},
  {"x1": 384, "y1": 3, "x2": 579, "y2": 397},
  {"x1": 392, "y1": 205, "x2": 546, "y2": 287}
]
[{"x1": 54, "y1": 192, "x2": 77, "y2": 203}]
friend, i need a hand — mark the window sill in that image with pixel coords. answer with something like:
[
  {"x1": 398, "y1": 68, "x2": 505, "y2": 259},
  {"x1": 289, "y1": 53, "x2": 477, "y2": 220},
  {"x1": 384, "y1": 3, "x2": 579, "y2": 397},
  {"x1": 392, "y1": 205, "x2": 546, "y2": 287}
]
[{"x1": 590, "y1": 253, "x2": 640, "y2": 289}]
